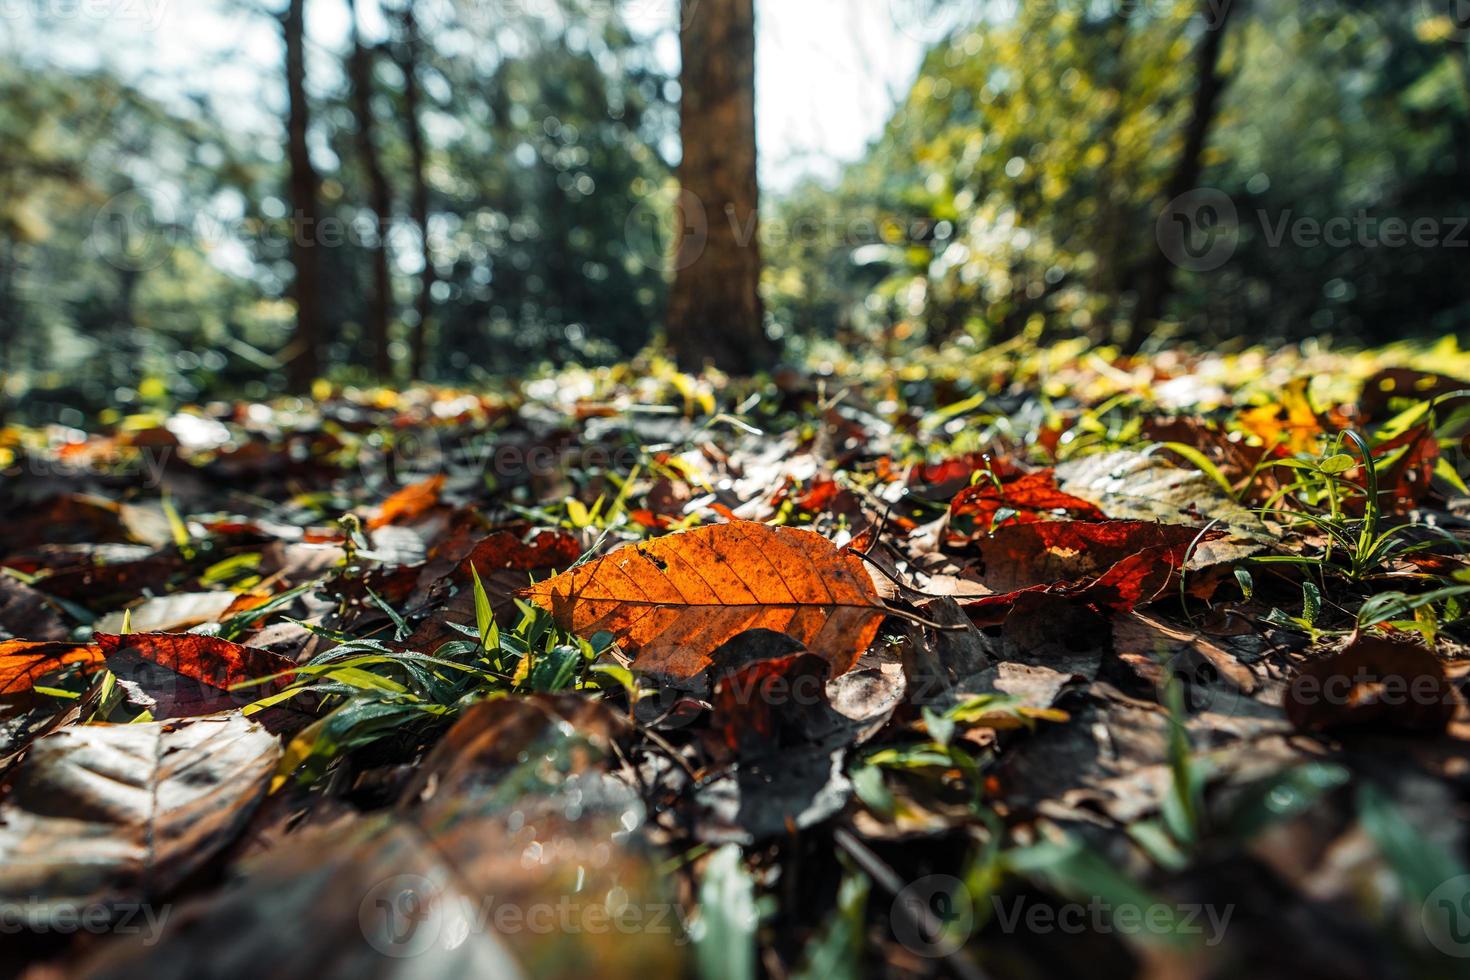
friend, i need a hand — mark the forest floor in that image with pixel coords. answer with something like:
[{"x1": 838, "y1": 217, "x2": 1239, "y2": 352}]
[{"x1": 2, "y1": 337, "x2": 1470, "y2": 979}]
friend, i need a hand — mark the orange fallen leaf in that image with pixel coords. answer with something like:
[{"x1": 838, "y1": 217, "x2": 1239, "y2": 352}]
[
  {"x1": 0, "y1": 640, "x2": 105, "y2": 700},
  {"x1": 367, "y1": 473, "x2": 446, "y2": 529},
  {"x1": 523, "y1": 520, "x2": 887, "y2": 679},
  {"x1": 1237, "y1": 379, "x2": 1323, "y2": 456}
]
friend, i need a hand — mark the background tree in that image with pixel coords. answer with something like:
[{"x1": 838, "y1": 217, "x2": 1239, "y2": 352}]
[
  {"x1": 4, "y1": 0, "x2": 1468, "y2": 417},
  {"x1": 283, "y1": 0, "x2": 323, "y2": 392},
  {"x1": 392, "y1": 1, "x2": 435, "y2": 383},
  {"x1": 1128, "y1": 0, "x2": 1241, "y2": 352},
  {"x1": 344, "y1": 0, "x2": 395, "y2": 379},
  {"x1": 666, "y1": 0, "x2": 775, "y2": 374}
]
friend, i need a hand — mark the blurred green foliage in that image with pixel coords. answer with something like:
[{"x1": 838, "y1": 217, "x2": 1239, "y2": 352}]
[
  {"x1": 769, "y1": 1, "x2": 1470, "y2": 352},
  {"x1": 2, "y1": 1, "x2": 1467, "y2": 422}
]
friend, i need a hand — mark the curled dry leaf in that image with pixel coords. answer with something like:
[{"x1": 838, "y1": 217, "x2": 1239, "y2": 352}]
[
  {"x1": 1112, "y1": 610, "x2": 1257, "y2": 698},
  {"x1": 0, "y1": 713, "x2": 280, "y2": 924},
  {"x1": 1357, "y1": 367, "x2": 1469, "y2": 422},
  {"x1": 95, "y1": 591, "x2": 239, "y2": 635},
  {"x1": 709, "y1": 630, "x2": 831, "y2": 753},
  {"x1": 405, "y1": 528, "x2": 585, "y2": 651},
  {"x1": 78, "y1": 698, "x2": 684, "y2": 980},
  {"x1": 524, "y1": 520, "x2": 887, "y2": 679},
  {"x1": 452, "y1": 528, "x2": 584, "y2": 581},
  {"x1": 32, "y1": 555, "x2": 185, "y2": 612}
]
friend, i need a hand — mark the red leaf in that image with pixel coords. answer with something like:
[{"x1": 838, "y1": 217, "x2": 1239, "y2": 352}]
[
  {"x1": 1373, "y1": 424, "x2": 1440, "y2": 511},
  {"x1": 948, "y1": 470, "x2": 1104, "y2": 536},
  {"x1": 709, "y1": 631, "x2": 829, "y2": 752},
  {"x1": 97, "y1": 632, "x2": 296, "y2": 719},
  {"x1": 958, "y1": 521, "x2": 1204, "y2": 622},
  {"x1": 455, "y1": 529, "x2": 583, "y2": 580}
]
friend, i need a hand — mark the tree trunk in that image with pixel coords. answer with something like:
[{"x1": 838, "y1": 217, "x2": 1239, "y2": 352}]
[
  {"x1": 345, "y1": 0, "x2": 394, "y2": 380},
  {"x1": 1089, "y1": 6, "x2": 1134, "y2": 341},
  {"x1": 283, "y1": 0, "x2": 323, "y2": 393},
  {"x1": 1126, "y1": 0, "x2": 1238, "y2": 353},
  {"x1": 395, "y1": 2, "x2": 435, "y2": 383},
  {"x1": 0, "y1": 238, "x2": 13, "y2": 425},
  {"x1": 666, "y1": 0, "x2": 774, "y2": 375}
]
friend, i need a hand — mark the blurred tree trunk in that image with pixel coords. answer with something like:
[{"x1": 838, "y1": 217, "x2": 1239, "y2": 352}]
[
  {"x1": 666, "y1": 0, "x2": 775, "y2": 375},
  {"x1": 345, "y1": 0, "x2": 394, "y2": 380},
  {"x1": 1089, "y1": 7, "x2": 1135, "y2": 341},
  {"x1": 0, "y1": 240, "x2": 12, "y2": 425},
  {"x1": 1127, "y1": 0, "x2": 1238, "y2": 354},
  {"x1": 283, "y1": 0, "x2": 323, "y2": 393},
  {"x1": 394, "y1": 2, "x2": 435, "y2": 383}
]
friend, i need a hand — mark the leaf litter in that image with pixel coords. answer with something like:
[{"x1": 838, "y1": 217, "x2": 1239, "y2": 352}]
[{"x1": 0, "y1": 344, "x2": 1468, "y2": 976}]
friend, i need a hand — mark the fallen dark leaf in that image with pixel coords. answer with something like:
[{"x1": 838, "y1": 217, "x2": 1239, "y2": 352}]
[
  {"x1": 0, "y1": 576, "x2": 68, "y2": 641},
  {"x1": 958, "y1": 520, "x2": 1203, "y2": 621},
  {"x1": 709, "y1": 630, "x2": 831, "y2": 752},
  {"x1": 76, "y1": 698, "x2": 684, "y2": 979},
  {"x1": 1285, "y1": 637, "x2": 1458, "y2": 734},
  {"x1": 1054, "y1": 451, "x2": 1271, "y2": 567}
]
